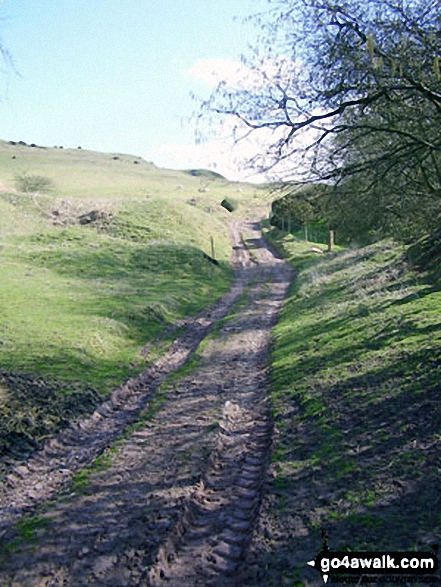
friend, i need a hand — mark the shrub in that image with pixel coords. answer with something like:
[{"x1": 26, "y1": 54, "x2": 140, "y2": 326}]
[
  {"x1": 220, "y1": 198, "x2": 238, "y2": 213},
  {"x1": 14, "y1": 172, "x2": 55, "y2": 194}
]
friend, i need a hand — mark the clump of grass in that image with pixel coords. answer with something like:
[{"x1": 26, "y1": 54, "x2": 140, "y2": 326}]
[
  {"x1": 71, "y1": 469, "x2": 91, "y2": 493},
  {"x1": 0, "y1": 515, "x2": 50, "y2": 555},
  {"x1": 14, "y1": 516, "x2": 49, "y2": 540}
]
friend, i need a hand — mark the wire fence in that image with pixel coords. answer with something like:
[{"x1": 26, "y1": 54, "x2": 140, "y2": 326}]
[{"x1": 272, "y1": 216, "x2": 331, "y2": 246}]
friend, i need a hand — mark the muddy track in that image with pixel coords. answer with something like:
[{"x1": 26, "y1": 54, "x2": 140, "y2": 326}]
[
  {"x1": 0, "y1": 223, "x2": 249, "y2": 533},
  {"x1": 0, "y1": 220, "x2": 293, "y2": 586}
]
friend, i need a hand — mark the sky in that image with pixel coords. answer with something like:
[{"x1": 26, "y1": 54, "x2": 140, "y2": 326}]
[{"x1": 0, "y1": 0, "x2": 269, "y2": 182}]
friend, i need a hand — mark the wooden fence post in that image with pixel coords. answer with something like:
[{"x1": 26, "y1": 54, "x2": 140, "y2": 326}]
[{"x1": 328, "y1": 230, "x2": 334, "y2": 252}]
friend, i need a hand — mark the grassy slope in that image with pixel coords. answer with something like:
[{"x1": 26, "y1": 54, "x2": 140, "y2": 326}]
[
  {"x1": 263, "y1": 226, "x2": 440, "y2": 585},
  {"x1": 0, "y1": 140, "x2": 269, "y2": 462}
]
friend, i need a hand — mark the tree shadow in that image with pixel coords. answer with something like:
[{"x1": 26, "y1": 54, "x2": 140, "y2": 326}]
[{"x1": 240, "y1": 346, "x2": 441, "y2": 586}]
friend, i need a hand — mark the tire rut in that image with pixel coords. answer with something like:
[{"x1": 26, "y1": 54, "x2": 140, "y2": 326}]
[
  {"x1": 0, "y1": 223, "x2": 250, "y2": 536},
  {"x1": 147, "y1": 227, "x2": 292, "y2": 586},
  {"x1": 0, "y1": 220, "x2": 294, "y2": 587}
]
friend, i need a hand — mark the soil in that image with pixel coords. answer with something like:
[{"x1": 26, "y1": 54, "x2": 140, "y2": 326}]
[{"x1": 0, "y1": 219, "x2": 294, "y2": 586}]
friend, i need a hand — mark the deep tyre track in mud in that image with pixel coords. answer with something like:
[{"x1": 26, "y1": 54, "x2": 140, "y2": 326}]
[{"x1": 0, "y1": 220, "x2": 293, "y2": 586}]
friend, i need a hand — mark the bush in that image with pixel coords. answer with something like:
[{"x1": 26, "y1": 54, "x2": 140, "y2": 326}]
[
  {"x1": 221, "y1": 198, "x2": 238, "y2": 213},
  {"x1": 14, "y1": 172, "x2": 55, "y2": 194}
]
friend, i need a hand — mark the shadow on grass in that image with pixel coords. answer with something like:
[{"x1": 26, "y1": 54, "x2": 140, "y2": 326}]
[
  {"x1": 0, "y1": 364, "x2": 101, "y2": 463},
  {"x1": 254, "y1": 474, "x2": 440, "y2": 586},
  {"x1": 16, "y1": 236, "x2": 232, "y2": 368},
  {"x1": 246, "y1": 349, "x2": 440, "y2": 585},
  {"x1": 246, "y1": 229, "x2": 441, "y2": 586}
]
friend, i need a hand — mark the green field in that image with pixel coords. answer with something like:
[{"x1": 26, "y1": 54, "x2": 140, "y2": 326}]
[{"x1": 0, "y1": 140, "x2": 269, "y2": 462}]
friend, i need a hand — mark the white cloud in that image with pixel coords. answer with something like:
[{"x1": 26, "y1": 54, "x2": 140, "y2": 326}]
[
  {"x1": 146, "y1": 120, "x2": 317, "y2": 184},
  {"x1": 187, "y1": 58, "x2": 262, "y2": 90},
  {"x1": 146, "y1": 135, "x2": 267, "y2": 183},
  {"x1": 149, "y1": 56, "x2": 315, "y2": 182},
  {"x1": 187, "y1": 56, "x2": 302, "y2": 91}
]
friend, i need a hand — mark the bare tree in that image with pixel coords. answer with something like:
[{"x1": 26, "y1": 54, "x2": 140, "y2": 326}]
[
  {"x1": 200, "y1": 0, "x2": 441, "y2": 239},
  {"x1": 0, "y1": 32, "x2": 18, "y2": 99}
]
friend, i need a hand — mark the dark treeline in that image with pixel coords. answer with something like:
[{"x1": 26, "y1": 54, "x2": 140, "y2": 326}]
[{"x1": 201, "y1": 0, "x2": 441, "y2": 244}]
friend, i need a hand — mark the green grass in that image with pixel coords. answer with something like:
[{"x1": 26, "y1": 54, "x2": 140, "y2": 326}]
[
  {"x1": 0, "y1": 223, "x2": 231, "y2": 388},
  {"x1": 0, "y1": 139, "x2": 274, "y2": 464},
  {"x1": 0, "y1": 515, "x2": 50, "y2": 555},
  {"x1": 0, "y1": 140, "x2": 268, "y2": 207},
  {"x1": 262, "y1": 226, "x2": 441, "y2": 582}
]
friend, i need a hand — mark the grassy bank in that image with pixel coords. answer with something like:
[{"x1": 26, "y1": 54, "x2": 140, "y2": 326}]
[
  {"x1": 261, "y1": 227, "x2": 441, "y2": 585},
  {"x1": 0, "y1": 140, "x2": 270, "y2": 464}
]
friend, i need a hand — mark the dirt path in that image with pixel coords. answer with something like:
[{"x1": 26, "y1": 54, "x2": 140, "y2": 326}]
[{"x1": 0, "y1": 220, "x2": 293, "y2": 586}]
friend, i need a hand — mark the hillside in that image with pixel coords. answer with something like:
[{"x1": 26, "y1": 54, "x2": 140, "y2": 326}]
[
  {"x1": 0, "y1": 140, "x2": 439, "y2": 586},
  {"x1": 0, "y1": 140, "x2": 268, "y2": 465}
]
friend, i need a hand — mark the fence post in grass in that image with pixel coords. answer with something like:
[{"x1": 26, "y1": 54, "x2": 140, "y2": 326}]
[
  {"x1": 210, "y1": 236, "x2": 216, "y2": 260},
  {"x1": 304, "y1": 224, "x2": 309, "y2": 242},
  {"x1": 328, "y1": 230, "x2": 334, "y2": 252}
]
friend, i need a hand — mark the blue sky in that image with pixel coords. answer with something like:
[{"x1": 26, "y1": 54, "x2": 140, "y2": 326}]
[{"x1": 0, "y1": 0, "x2": 267, "y2": 180}]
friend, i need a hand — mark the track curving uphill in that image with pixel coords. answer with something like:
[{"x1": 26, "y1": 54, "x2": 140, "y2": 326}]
[{"x1": 0, "y1": 219, "x2": 293, "y2": 587}]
